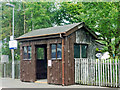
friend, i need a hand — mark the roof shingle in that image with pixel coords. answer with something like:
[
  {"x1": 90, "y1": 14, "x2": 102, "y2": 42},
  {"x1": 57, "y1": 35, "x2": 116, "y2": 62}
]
[{"x1": 17, "y1": 23, "x2": 82, "y2": 39}]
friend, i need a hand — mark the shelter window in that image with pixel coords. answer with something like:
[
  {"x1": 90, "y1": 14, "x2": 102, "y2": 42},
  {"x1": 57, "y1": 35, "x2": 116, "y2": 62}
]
[
  {"x1": 51, "y1": 44, "x2": 62, "y2": 59},
  {"x1": 57, "y1": 44, "x2": 62, "y2": 59},
  {"x1": 23, "y1": 46, "x2": 31, "y2": 60},
  {"x1": 74, "y1": 44, "x2": 80, "y2": 58},
  {"x1": 74, "y1": 44, "x2": 87, "y2": 58},
  {"x1": 81, "y1": 45, "x2": 87, "y2": 58},
  {"x1": 28, "y1": 46, "x2": 32, "y2": 59}
]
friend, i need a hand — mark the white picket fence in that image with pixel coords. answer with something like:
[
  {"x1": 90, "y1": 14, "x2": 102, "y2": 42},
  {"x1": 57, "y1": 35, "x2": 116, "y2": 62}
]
[{"x1": 75, "y1": 58, "x2": 120, "y2": 87}]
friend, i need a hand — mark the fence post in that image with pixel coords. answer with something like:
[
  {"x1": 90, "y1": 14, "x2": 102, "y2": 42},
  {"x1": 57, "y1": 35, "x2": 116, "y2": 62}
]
[
  {"x1": 98, "y1": 59, "x2": 101, "y2": 87},
  {"x1": 118, "y1": 59, "x2": 120, "y2": 87},
  {"x1": 101, "y1": 59, "x2": 102, "y2": 86},
  {"x1": 110, "y1": 59, "x2": 112, "y2": 87},
  {"x1": 85, "y1": 59, "x2": 86, "y2": 84},
  {"x1": 105, "y1": 59, "x2": 107, "y2": 86},
  {"x1": 103, "y1": 59, "x2": 104, "y2": 86},
  {"x1": 81, "y1": 59, "x2": 82, "y2": 84},
  {"x1": 4, "y1": 63, "x2": 6, "y2": 77},
  {"x1": 78, "y1": 59, "x2": 80, "y2": 83},
  {"x1": 113, "y1": 59, "x2": 115, "y2": 87},
  {"x1": 96, "y1": 59, "x2": 97, "y2": 85},
  {"x1": 87, "y1": 58, "x2": 88, "y2": 84},
  {"x1": 108, "y1": 59, "x2": 109, "y2": 86},
  {"x1": 115, "y1": 59, "x2": 117, "y2": 87}
]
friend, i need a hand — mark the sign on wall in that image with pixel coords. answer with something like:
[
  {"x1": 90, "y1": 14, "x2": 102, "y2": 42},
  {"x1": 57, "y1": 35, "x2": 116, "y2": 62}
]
[
  {"x1": 48, "y1": 60, "x2": 52, "y2": 67},
  {"x1": 96, "y1": 53, "x2": 102, "y2": 59},
  {"x1": 9, "y1": 40, "x2": 17, "y2": 49}
]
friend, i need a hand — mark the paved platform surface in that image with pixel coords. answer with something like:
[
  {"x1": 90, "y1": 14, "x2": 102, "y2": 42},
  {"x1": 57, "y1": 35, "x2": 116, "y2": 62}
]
[{"x1": 1, "y1": 78, "x2": 108, "y2": 88}]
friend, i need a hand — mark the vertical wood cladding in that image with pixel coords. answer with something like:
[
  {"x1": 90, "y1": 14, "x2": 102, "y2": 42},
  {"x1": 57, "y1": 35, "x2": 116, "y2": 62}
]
[
  {"x1": 64, "y1": 33, "x2": 76, "y2": 85},
  {"x1": 20, "y1": 42, "x2": 36, "y2": 82},
  {"x1": 20, "y1": 38, "x2": 62, "y2": 84}
]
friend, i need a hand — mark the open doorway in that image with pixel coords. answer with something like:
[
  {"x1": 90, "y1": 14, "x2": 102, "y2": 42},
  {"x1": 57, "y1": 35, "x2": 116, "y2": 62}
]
[{"x1": 36, "y1": 44, "x2": 47, "y2": 80}]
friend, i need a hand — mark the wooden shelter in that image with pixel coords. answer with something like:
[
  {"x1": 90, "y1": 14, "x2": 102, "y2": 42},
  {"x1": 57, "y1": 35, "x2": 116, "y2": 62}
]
[{"x1": 16, "y1": 22, "x2": 98, "y2": 85}]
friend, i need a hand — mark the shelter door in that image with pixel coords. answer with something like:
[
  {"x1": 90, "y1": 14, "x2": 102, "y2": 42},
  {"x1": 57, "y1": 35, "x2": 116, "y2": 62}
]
[{"x1": 36, "y1": 45, "x2": 47, "y2": 79}]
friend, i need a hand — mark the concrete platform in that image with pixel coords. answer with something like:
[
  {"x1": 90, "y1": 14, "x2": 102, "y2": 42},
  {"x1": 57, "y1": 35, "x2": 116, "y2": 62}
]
[{"x1": 1, "y1": 78, "x2": 108, "y2": 88}]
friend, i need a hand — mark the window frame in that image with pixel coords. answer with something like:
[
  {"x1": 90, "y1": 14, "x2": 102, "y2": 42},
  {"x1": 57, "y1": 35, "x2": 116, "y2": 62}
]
[
  {"x1": 74, "y1": 44, "x2": 88, "y2": 59},
  {"x1": 51, "y1": 44, "x2": 57, "y2": 60},
  {"x1": 57, "y1": 43, "x2": 62, "y2": 59},
  {"x1": 74, "y1": 44, "x2": 80, "y2": 58},
  {"x1": 81, "y1": 44, "x2": 88, "y2": 58},
  {"x1": 23, "y1": 46, "x2": 32, "y2": 60},
  {"x1": 51, "y1": 43, "x2": 62, "y2": 60}
]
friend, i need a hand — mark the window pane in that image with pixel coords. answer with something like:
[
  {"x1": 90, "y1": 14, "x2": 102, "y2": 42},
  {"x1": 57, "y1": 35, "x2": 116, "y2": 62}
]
[
  {"x1": 28, "y1": 46, "x2": 31, "y2": 59},
  {"x1": 23, "y1": 46, "x2": 27, "y2": 59},
  {"x1": 74, "y1": 44, "x2": 80, "y2": 58},
  {"x1": 81, "y1": 45, "x2": 87, "y2": 58},
  {"x1": 57, "y1": 44, "x2": 62, "y2": 59},
  {"x1": 37, "y1": 48, "x2": 44, "y2": 60},
  {"x1": 51, "y1": 44, "x2": 56, "y2": 59}
]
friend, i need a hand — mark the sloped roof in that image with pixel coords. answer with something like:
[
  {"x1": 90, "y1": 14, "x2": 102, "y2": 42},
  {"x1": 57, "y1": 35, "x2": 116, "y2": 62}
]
[{"x1": 16, "y1": 22, "x2": 97, "y2": 40}]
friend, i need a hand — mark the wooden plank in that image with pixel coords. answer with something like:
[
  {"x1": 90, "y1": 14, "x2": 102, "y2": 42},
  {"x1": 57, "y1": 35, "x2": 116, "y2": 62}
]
[
  {"x1": 75, "y1": 59, "x2": 76, "y2": 83},
  {"x1": 4, "y1": 64, "x2": 6, "y2": 77},
  {"x1": 82, "y1": 59, "x2": 83, "y2": 84},
  {"x1": 81, "y1": 59, "x2": 82, "y2": 84},
  {"x1": 85, "y1": 59, "x2": 86, "y2": 84},
  {"x1": 65, "y1": 26, "x2": 78, "y2": 36},
  {"x1": 82, "y1": 59, "x2": 84, "y2": 84},
  {"x1": 103, "y1": 59, "x2": 104, "y2": 86},
  {"x1": 47, "y1": 44, "x2": 50, "y2": 83},
  {"x1": 62, "y1": 38, "x2": 65, "y2": 85},
  {"x1": 118, "y1": 59, "x2": 120, "y2": 87},
  {"x1": 84, "y1": 59, "x2": 86, "y2": 84},
  {"x1": 16, "y1": 32, "x2": 63, "y2": 41},
  {"x1": 90, "y1": 59, "x2": 92, "y2": 85},
  {"x1": 108, "y1": 59, "x2": 109, "y2": 86},
  {"x1": 101, "y1": 59, "x2": 102, "y2": 86},
  {"x1": 87, "y1": 58, "x2": 88, "y2": 84},
  {"x1": 68, "y1": 37, "x2": 70, "y2": 85},
  {"x1": 78, "y1": 59, "x2": 80, "y2": 83},
  {"x1": 110, "y1": 59, "x2": 112, "y2": 87},
  {"x1": 64, "y1": 37, "x2": 68, "y2": 85},
  {"x1": 71, "y1": 40, "x2": 74, "y2": 84},
  {"x1": 96, "y1": 59, "x2": 97, "y2": 85},
  {"x1": 83, "y1": 59, "x2": 85, "y2": 84},
  {"x1": 57, "y1": 60, "x2": 59, "y2": 84},
  {"x1": 113, "y1": 59, "x2": 115, "y2": 87},
  {"x1": 105, "y1": 59, "x2": 107, "y2": 86},
  {"x1": 98, "y1": 59, "x2": 101, "y2": 87},
  {"x1": 93, "y1": 59, "x2": 95, "y2": 85},
  {"x1": 115, "y1": 59, "x2": 117, "y2": 87}
]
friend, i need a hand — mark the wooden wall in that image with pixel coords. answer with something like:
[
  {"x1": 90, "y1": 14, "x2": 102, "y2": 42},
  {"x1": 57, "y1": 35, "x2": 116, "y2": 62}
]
[
  {"x1": 76, "y1": 27, "x2": 96, "y2": 59},
  {"x1": 20, "y1": 38, "x2": 62, "y2": 84},
  {"x1": 75, "y1": 27, "x2": 97, "y2": 84},
  {"x1": 64, "y1": 32, "x2": 76, "y2": 85},
  {"x1": 63, "y1": 27, "x2": 96, "y2": 85}
]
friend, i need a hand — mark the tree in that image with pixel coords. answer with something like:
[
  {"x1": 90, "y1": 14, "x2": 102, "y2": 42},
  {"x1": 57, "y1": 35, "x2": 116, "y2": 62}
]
[
  {"x1": 1, "y1": 2, "x2": 56, "y2": 61},
  {"x1": 24, "y1": 2, "x2": 55, "y2": 31},
  {"x1": 54, "y1": 2, "x2": 120, "y2": 59}
]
